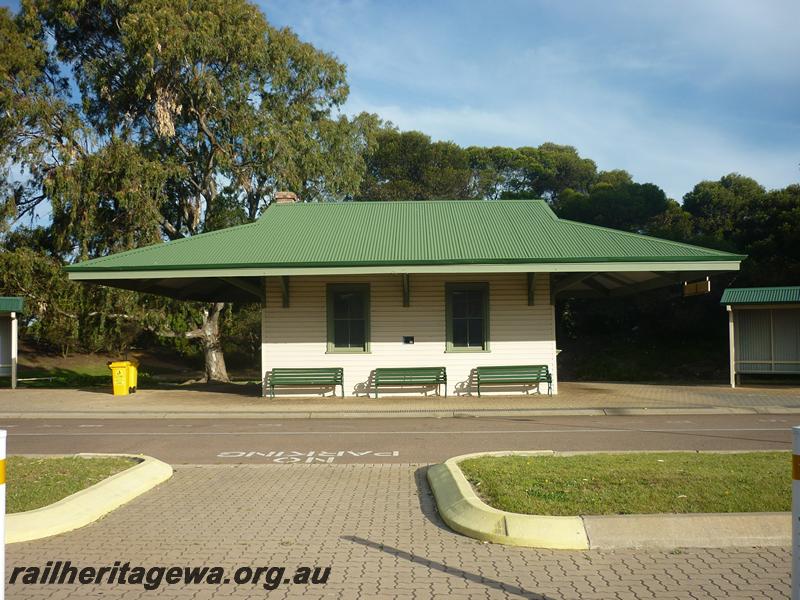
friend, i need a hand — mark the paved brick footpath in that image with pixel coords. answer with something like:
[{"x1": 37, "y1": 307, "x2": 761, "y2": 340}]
[{"x1": 7, "y1": 465, "x2": 790, "y2": 599}]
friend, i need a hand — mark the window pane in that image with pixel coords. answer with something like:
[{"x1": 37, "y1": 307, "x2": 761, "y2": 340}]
[
  {"x1": 350, "y1": 319, "x2": 365, "y2": 349},
  {"x1": 333, "y1": 294, "x2": 350, "y2": 319},
  {"x1": 452, "y1": 318, "x2": 468, "y2": 346},
  {"x1": 467, "y1": 290, "x2": 484, "y2": 317},
  {"x1": 468, "y1": 318, "x2": 484, "y2": 347},
  {"x1": 346, "y1": 293, "x2": 364, "y2": 318},
  {"x1": 452, "y1": 291, "x2": 468, "y2": 318},
  {"x1": 333, "y1": 319, "x2": 349, "y2": 347}
]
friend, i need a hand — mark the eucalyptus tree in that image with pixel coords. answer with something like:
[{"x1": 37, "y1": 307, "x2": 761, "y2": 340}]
[
  {"x1": 6, "y1": 0, "x2": 373, "y2": 381},
  {"x1": 357, "y1": 128, "x2": 474, "y2": 200}
]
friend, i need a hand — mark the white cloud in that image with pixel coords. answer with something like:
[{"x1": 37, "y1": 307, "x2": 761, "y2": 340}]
[
  {"x1": 346, "y1": 94, "x2": 798, "y2": 200},
  {"x1": 263, "y1": 0, "x2": 800, "y2": 198}
]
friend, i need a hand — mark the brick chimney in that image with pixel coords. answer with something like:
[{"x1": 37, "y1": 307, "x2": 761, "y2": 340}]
[{"x1": 273, "y1": 190, "x2": 299, "y2": 204}]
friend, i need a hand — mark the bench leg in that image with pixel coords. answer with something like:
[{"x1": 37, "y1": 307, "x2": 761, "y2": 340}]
[
  {"x1": 269, "y1": 384, "x2": 274, "y2": 400},
  {"x1": 477, "y1": 382, "x2": 481, "y2": 397}
]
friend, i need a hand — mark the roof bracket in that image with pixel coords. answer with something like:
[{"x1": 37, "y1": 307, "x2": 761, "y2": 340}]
[
  {"x1": 402, "y1": 274, "x2": 410, "y2": 307},
  {"x1": 281, "y1": 276, "x2": 290, "y2": 308}
]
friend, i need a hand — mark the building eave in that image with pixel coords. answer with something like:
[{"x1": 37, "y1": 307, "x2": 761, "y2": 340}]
[{"x1": 67, "y1": 259, "x2": 742, "y2": 281}]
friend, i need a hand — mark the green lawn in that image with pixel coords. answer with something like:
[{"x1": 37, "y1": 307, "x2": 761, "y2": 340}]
[
  {"x1": 7, "y1": 456, "x2": 138, "y2": 513},
  {"x1": 458, "y1": 452, "x2": 790, "y2": 516}
]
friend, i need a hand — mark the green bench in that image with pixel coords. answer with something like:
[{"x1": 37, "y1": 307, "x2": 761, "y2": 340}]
[
  {"x1": 267, "y1": 367, "x2": 344, "y2": 399},
  {"x1": 373, "y1": 367, "x2": 447, "y2": 398},
  {"x1": 475, "y1": 365, "x2": 552, "y2": 397}
]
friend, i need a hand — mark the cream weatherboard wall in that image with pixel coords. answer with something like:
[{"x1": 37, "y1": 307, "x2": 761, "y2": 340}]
[{"x1": 260, "y1": 272, "x2": 557, "y2": 397}]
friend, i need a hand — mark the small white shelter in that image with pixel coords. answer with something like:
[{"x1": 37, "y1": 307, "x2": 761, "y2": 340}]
[
  {"x1": 722, "y1": 287, "x2": 800, "y2": 387},
  {"x1": 0, "y1": 297, "x2": 23, "y2": 389}
]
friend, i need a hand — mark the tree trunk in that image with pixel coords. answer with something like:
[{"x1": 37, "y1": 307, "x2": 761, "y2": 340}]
[{"x1": 200, "y1": 302, "x2": 229, "y2": 383}]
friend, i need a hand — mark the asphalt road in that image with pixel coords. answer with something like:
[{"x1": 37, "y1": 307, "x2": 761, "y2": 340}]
[{"x1": 1, "y1": 414, "x2": 792, "y2": 464}]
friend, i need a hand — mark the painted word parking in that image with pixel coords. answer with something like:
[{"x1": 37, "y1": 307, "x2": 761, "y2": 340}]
[{"x1": 217, "y1": 450, "x2": 400, "y2": 463}]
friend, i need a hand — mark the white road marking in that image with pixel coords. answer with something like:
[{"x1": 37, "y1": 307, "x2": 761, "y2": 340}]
[
  {"x1": 6, "y1": 427, "x2": 791, "y2": 437},
  {"x1": 217, "y1": 450, "x2": 401, "y2": 463}
]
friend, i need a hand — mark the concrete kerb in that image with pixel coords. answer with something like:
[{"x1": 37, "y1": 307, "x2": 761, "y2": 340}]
[
  {"x1": 427, "y1": 450, "x2": 790, "y2": 550},
  {"x1": 7, "y1": 453, "x2": 173, "y2": 543},
  {"x1": 2, "y1": 405, "x2": 800, "y2": 420},
  {"x1": 427, "y1": 451, "x2": 590, "y2": 550}
]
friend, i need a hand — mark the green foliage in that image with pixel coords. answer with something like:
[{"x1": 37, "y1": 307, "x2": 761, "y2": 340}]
[
  {"x1": 681, "y1": 174, "x2": 765, "y2": 248},
  {"x1": 555, "y1": 175, "x2": 668, "y2": 232},
  {"x1": 358, "y1": 128, "x2": 475, "y2": 200},
  {"x1": 358, "y1": 131, "x2": 601, "y2": 203},
  {"x1": 645, "y1": 199, "x2": 694, "y2": 241},
  {"x1": 525, "y1": 142, "x2": 597, "y2": 199},
  {"x1": 735, "y1": 184, "x2": 800, "y2": 285},
  {"x1": 0, "y1": 243, "x2": 138, "y2": 355},
  {"x1": 0, "y1": 228, "x2": 206, "y2": 357},
  {"x1": 0, "y1": 245, "x2": 80, "y2": 355},
  {"x1": 48, "y1": 140, "x2": 173, "y2": 259},
  {"x1": 1, "y1": 0, "x2": 379, "y2": 377},
  {"x1": 33, "y1": 0, "x2": 370, "y2": 227},
  {"x1": 220, "y1": 303, "x2": 262, "y2": 370}
]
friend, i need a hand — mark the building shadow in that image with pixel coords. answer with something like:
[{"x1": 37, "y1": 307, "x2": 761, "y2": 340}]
[
  {"x1": 341, "y1": 535, "x2": 554, "y2": 599},
  {"x1": 74, "y1": 380, "x2": 262, "y2": 396},
  {"x1": 413, "y1": 465, "x2": 456, "y2": 534}
]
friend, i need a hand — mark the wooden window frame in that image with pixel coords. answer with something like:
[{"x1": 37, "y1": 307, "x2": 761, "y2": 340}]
[
  {"x1": 445, "y1": 282, "x2": 490, "y2": 353},
  {"x1": 326, "y1": 283, "x2": 371, "y2": 354}
]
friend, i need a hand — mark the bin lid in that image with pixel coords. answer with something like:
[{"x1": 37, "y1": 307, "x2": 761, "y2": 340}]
[{"x1": 108, "y1": 361, "x2": 131, "y2": 367}]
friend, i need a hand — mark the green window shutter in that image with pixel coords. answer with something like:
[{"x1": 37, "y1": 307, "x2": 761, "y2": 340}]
[
  {"x1": 445, "y1": 282, "x2": 490, "y2": 352},
  {"x1": 326, "y1": 283, "x2": 371, "y2": 353}
]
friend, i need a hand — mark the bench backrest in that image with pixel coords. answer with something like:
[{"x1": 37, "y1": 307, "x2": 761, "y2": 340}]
[
  {"x1": 375, "y1": 367, "x2": 446, "y2": 381},
  {"x1": 476, "y1": 365, "x2": 549, "y2": 377},
  {"x1": 375, "y1": 367, "x2": 445, "y2": 375},
  {"x1": 270, "y1": 368, "x2": 343, "y2": 380}
]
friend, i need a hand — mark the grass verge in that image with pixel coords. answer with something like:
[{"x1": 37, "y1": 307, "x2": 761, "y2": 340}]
[
  {"x1": 8, "y1": 456, "x2": 138, "y2": 513},
  {"x1": 458, "y1": 452, "x2": 789, "y2": 516}
]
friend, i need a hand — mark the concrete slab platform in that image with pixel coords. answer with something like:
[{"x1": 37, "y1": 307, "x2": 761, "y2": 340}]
[{"x1": 0, "y1": 381, "x2": 798, "y2": 419}]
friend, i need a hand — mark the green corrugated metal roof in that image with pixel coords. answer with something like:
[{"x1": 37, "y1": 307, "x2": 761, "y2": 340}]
[
  {"x1": 721, "y1": 287, "x2": 800, "y2": 305},
  {"x1": 66, "y1": 200, "x2": 744, "y2": 273},
  {"x1": 0, "y1": 297, "x2": 24, "y2": 313}
]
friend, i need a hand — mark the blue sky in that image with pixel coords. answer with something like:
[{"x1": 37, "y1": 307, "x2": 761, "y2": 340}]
[
  {"x1": 264, "y1": 0, "x2": 800, "y2": 200},
  {"x1": 3, "y1": 0, "x2": 798, "y2": 202}
]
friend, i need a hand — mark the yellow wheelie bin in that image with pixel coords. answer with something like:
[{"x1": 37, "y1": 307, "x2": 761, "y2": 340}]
[{"x1": 108, "y1": 360, "x2": 131, "y2": 396}]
